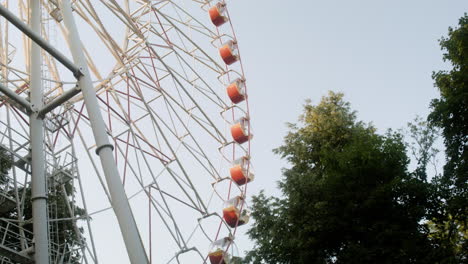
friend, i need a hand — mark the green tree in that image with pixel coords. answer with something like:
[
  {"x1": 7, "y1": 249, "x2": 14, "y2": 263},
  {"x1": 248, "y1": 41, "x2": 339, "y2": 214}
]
[
  {"x1": 245, "y1": 92, "x2": 434, "y2": 264},
  {"x1": 406, "y1": 116, "x2": 440, "y2": 180},
  {"x1": 0, "y1": 150, "x2": 85, "y2": 263},
  {"x1": 428, "y1": 14, "x2": 468, "y2": 262},
  {"x1": 404, "y1": 118, "x2": 462, "y2": 263},
  {"x1": 0, "y1": 147, "x2": 12, "y2": 183}
]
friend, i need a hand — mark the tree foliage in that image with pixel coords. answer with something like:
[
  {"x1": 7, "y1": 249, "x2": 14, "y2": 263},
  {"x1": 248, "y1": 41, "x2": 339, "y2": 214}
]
[
  {"x1": 0, "y1": 147, "x2": 12, "y2": 182},
  {"x1": 428, "y1": 14, "x2": 468, "y2": 262},
  {"x1": 245, "y1": 92, "x2": 434, "y2": 264},
  {"x1": 406, "y1": 116, "x2": 440, "y2": 180},
  {"x1": 0, "y1": 150, "x2": 85, "y2": 263}
]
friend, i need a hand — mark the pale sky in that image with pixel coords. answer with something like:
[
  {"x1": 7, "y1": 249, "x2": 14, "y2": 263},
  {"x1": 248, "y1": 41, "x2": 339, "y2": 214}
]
[{"x1": 228, "y1": 0, "x2": 467, "y2": 256}]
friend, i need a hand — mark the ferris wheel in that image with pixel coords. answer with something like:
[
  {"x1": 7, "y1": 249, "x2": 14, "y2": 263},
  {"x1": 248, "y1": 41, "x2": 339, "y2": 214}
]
[{"x1": 0, "y1": 0, "x2": 252, "y2": 263}]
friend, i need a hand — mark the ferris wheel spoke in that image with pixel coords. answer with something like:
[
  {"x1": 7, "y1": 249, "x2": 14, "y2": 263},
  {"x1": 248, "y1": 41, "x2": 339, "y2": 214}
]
[
  {"x1": 98, "y1": 0, "x2": 145, "y2": 41},
  {"x1": 181, "y1": 140, "x2": 220, "y2": 179},
  {"x1": 114, "y1": 143, "x2": 198, "y2": 251},
  {"x1": 113, "y1": 157, "x2": 189, "y2": 252},
  {"x1": 147, "y1": 192, "x2": 187, "y2": 250},
  {"x1": 115, "y1": 145, "x2": 191, "y2": 218},
  {"x1": 79, "y1": 1, "x2": 129, "y2": 52},
  {"x1": 165, "y1": 59, "x2": 226, "y2": 108},
  {"x1": 158, "y1": 31, "x2": 222, "y2": 75},
  {"x1": 149, "y1": 97, "x2": 224, "y2": 145},
  {"x1": 127, "y1": 89, "x2": 222, "y2": 182},
  {"x1": 146, "y1": 47, "x2": 226, "y2": 141},
  {"x1": 150, "y1": 5, "x2": 224, "y2": 71},
  {"x1": 125, "y1": 67, "x2": 225, "y2": 144},
  {"x1": 156, "y1": 42, "x2": 224, "y2": 100},
  {"x1": 118, "y1": 121, "x2": 206, "y2": 214},
  {"x1": 166, "y1": 1, "x2": 218, "y2": 37}
]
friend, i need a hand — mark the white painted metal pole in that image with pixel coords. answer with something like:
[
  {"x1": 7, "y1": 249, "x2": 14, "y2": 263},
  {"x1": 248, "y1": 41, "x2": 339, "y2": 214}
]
[
  {"x1": 29, "y1": 0, "x2": 49, "y2": 263},
  {"x1": 0, "y1": 82, "x2": 32, "y2": 110},
  {"x1": 0, "y1": 4, "x2": 81, "y2": 76},
  {"x1": 58, "y1": 0, "x2": 149, "y2": 263}
]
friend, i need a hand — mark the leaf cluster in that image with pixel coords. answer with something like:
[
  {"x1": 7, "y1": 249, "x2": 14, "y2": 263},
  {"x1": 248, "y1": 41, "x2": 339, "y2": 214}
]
[
  {"x1": 246, "y1": 92, "x2": 435, "y2": 264},
  {"x1": 428, "y1": 14, "x2": 468, "y2": 262}
]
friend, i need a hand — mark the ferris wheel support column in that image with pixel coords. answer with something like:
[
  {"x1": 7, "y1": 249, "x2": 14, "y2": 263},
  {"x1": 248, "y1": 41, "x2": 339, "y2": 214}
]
[
  {"x1": 29, "y1": 0, "x2": 50, "y2": 264},
  {"x1": 58, "y1": 0, "x2": 149, "y2": 263}
]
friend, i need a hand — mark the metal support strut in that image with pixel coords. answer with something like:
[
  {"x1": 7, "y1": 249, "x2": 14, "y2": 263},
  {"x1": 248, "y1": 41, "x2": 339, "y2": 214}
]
[
  {"x1": 59, "y1": 0, "x2": 149, "y2": 263},
  {"x1": 0, "y1": 4, "x2": 82, "y2": 78},
  {"x1": 0, "y1": 82, "x2": 32, "y2": 111},
  {"x1": 29, "y1": 1, "x2": 49, "y2": 263}
]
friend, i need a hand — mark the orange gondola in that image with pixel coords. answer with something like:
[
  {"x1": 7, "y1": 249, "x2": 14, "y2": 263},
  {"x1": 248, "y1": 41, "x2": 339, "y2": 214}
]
[
  {"x1": 209, "y1": 3, "x2": 228, "y2": 27},
  {"x1": 222, "y1": 206, "x2": 239, "y2": 227},
  {"x1": 208, "y1": 238, "x2": 231, "y2": 264},
  {"x1": 219, "y1": 41, "x2": 239, "y2": 65},
  {"x1": 208, "y1": 249, "x2": 226, "y2": 264},
  {"x1": 222, "y1": 196, "x2": 250, "y2": 228},
  {"x1": 230, "y1": 118, "x2": 251, "y2": 144},
  {"x1": 230, "y1": 156, "x2": 254, "y2": 186},
  {"x1": 226, "y1": 79, "x2": 246, "y2": 104}
]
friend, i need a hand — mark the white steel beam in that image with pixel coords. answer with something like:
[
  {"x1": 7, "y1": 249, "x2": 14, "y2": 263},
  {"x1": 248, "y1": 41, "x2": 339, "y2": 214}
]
[
  {"x1": 37, "y1": 85, "x2": 81, "y2": 117},
  {"x1": 0, "y1": 82, "x2": 32, "y2": 111},
  {"x1": 59, "y1": 0, "x2": 149, "y2": 263},
  {"x1": 29, "y1": 1, "x2": 49, "y2": 263},
  {"x1": 0, "y1": 4, "x2": 82, "y2": 77}
]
